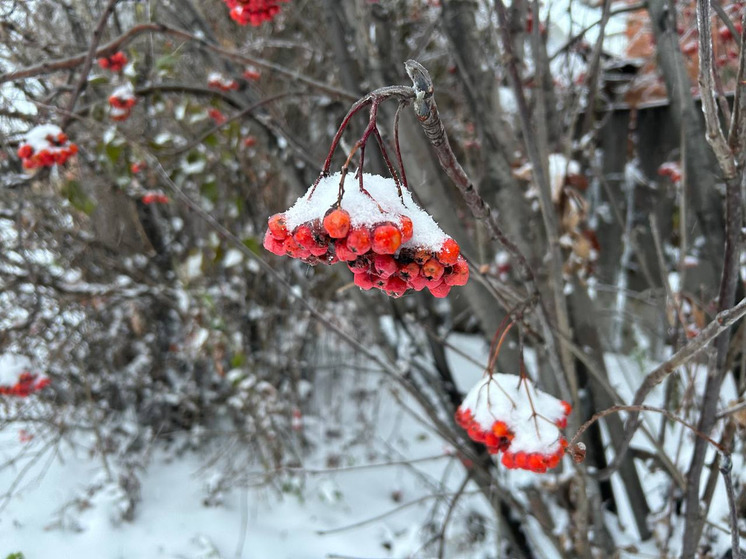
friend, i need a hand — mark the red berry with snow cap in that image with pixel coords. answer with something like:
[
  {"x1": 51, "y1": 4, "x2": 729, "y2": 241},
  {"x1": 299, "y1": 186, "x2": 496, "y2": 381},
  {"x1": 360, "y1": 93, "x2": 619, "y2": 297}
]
[
  {"x1": 399, "y1": 215, "x2": 413, "y2": 243},
  {"x1": 268, "y1": 213, "x2": 289, "y2": 240},
  {"x1": 438, "y1": 238, "x2": 460, "y2": 265},
  {"x1": 323, "y1": 208, "x2": 351, "y2": 239}
]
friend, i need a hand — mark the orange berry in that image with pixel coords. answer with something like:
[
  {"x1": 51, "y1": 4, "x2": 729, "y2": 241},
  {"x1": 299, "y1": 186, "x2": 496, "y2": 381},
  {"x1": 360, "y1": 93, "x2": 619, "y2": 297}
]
[
  {"x1": 398, "y1": 262, "x2": 420, "y2": 282},
  {"x1": 346, "y1": 228, "x2": 371, "y2": 254},
  {"x1": 501, "y1": 453, "x2": 515, "y2": 469},
  {"x1": 323, "y1": 209, "x2": 351, "y2": 239},
  {"x1": 293, "y1": 224, "x2": 316, "y2": 249},
  {"x1": 561, "y1": 401, "x2": 572, "y2": 416},
  {"x1": 422, "y1": 258, "x2": 444, "y2": 281},
  {"x1": 371, "y1": 223, "x2": 402, "y2": 254},
  {"x1": 399, "y1": 216, "x2": 413, "y2": 243},
  {"x1": 438, "y1": 238, "x2": 460, "y2": 265},
  {"x1": 268, "y1": 213, "x2": 289, "y2": 240}
]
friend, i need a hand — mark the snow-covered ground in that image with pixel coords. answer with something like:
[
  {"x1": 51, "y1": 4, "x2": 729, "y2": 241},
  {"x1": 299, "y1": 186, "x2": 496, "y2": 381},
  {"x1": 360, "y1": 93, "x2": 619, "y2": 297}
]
[{"x1": 0, "y1": 337, "x2": 741, "y2": 558}]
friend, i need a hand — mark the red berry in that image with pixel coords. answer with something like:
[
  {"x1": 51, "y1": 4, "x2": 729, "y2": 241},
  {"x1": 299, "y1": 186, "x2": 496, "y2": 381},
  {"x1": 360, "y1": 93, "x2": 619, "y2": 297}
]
[
  {"x1": 399, "y1": 216, "x2": 413, "y2": 243},
  {"x1": 335, "y1": 240, "x2": 357, "y2": 261},
  {"x1": 398, "y1": 262, "x2": 420, "y2": 282},
  {"x1": 323, "y1": 209, "x2": 351, "y2": 238},
  {"x1": 372, "y1": 223, "x2": 402, "y2": 254},
  {"x1": 293, "y1": 224, "x2": 316, "y2": 249},
  {"x1": 422, "y1": 258, "x2": 444, "y2": 281},
  {"x1": 268, "y1": 213, "x2": 289, "y2": 240},
  {"x1": 429, "y1": 282, "x2": 451, "y2": 298},
  {"x1": 346, "y1": 228, "x2": 371, "y2": 254},
  {"x1": 17, "y1": 144, "x2": 33, "y2": 159},
  {"x1": 263, "y1": 229, "x2": 285, "y2": 255},
  {"x1": 384, "y1": 276, "x2": 408, "y2": 298},
  {"x1": 409, "y1": 273, "x2": 429, "y2": 291},
  {"x1": 354, "y1": 272, "x2": 375, "y2": 290},
  {"x1": 546, "y1": 453, "x2": 560, "y2": 469},
  {"x1": 413, "y1": 249, "x2": 431, "y2": 265},
  {"x1": 444, "y1": 258, "x2": 469, "y2": 286},
  {"x1": 561, "y1": 400, "x2": 572, "y2": 415},
  {"x1": 348, "y1": 257, "x2": 371, "y2": 274},
  {"x1": 528, "y1": 454, "x2": 547, "y2": 473},
  {"x1": 373, "y1": 254, "x2": 398, "y2": 279},
  {"x1": 438, "y1": 238, "x2": 460, "y2": 265},
  {"x1": 501, "y1": 453, "x2": 515, "y2": 469}
]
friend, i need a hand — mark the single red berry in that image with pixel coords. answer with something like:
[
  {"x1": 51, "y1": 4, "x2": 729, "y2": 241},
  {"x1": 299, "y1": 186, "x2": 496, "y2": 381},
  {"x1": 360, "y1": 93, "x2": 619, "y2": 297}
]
[
  {"x1": 346, "y1": 228, "x2": 371, "y2": 254},
  {"x1": 354, "y1": 272, "x2": 375, "y2": 290},
  {"x1": 335, "y1": 240, "x2": 357, "y2": 262},
  {"x1": 409, "y1": 273, "x2": 429, "y2": 291},
  {"x1": 429, "y1": 282, "x2": 451, "y2": 298},
  {"x1": 422, "y1": 258, "x2": 444, "y2": 281},
  {"x1": 68, "y1": 143, "x2": 78, "y2": 155},
  {"x1": 413, "y1": 249, "x2": 431, "y2": 265},
  {"x1": 384, "y1": 276, "x2": 408, "y2": 298},
  {"x1": 399, "y1": 216, "x2": 413, "y2": 243},
  {"x1": 348, "y1": 257, "x2": 371, "y2": 274},
  {"x1": 372, "y1": 223, "x2": 402, "y2": 254},
  {"x1": 323, "y1": 208, "x2": 351, "y2": 239},
  {"x1": 561, "y1": 400, "x2": 572, "y2": 416},
  {"x1": 514, "y1": 452, "x2": 528, "y2": 469},
  {"x1": 398, "y1": 262, "x2": 420, "y2": 282},
  {"x1": 374, "y1": 254, "x2": 398, "y2": 279},
  {"x1": 444, "y1": 258, "x2": 469, "y2": 286},
  {"x1": 17, "y1": 144, "x2": 33, "y2": 159},
  {"x1": 293, "y1": 224, "x2": 316, "y2": 249},
  {"x1": 263, "y1": 230, "x2": 285, "y2": 255},
  {"x1": 528, "y1": 454, "x2": 547, "y2": 473},
  {"x1": 268, "y1": 213, "x2": 289, "y2": 240},
  {"x1": 546, "y1": 453, "x2": 561, "y2": 469},
  {"x1": 501, "y1": 453, "x2": 515, "y2": 469},
  {"x1": 243, "y1": 136, "x2": 257, "y2": 148},
  {"x1": 438, "y1": 238, "x2": 460, "y2": 265}
]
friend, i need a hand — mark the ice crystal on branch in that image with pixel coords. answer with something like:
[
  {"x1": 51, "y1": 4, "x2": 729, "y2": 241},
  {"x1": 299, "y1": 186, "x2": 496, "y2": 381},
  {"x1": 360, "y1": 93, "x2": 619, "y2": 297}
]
[
  {"x1": 455, "y1": 374, "x2": 571, "y2": 473},
  {"x1": 263, "y1": 173, "x2": 468, "y2": 298}
]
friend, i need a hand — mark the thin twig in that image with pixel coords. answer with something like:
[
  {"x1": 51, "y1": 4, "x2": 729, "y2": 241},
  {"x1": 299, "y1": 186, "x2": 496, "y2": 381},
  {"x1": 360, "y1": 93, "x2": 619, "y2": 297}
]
[
  {"x1": 719, "y1": 453, "x2": 743, "y2": 559},
  {"x1": 62, "y1": 0, "x2": 121, "y2": 128}
]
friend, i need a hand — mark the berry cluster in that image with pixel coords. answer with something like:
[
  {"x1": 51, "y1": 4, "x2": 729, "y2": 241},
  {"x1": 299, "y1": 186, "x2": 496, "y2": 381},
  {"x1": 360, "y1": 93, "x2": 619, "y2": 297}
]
[
  {"x1": 208, "y1": 108, "x2": 227, "y2": 125},
  {"x1": 263, "y1": 173, "x2": 469, "y2": 298},
  {"x1": 0, "y1": 372, "x2": 50, "y2": 397},
  {"x1": 455, "y1": 374, "x2": 572, "y2": 473},
  {"x1": 222, "y1": 0, "x2": 288, "y2": 26},
  {"x1": 141, "y1": 191, "x2": 170, "y2": 205},
  {"x1": 17, "y1": 124, "x2": 78, "y2": 169},
  {"x1": 207, "y1": 72, "x2": 239, "y2": 91},
  {"x1": 109, "y1": 83, "x2": 137, "y2": 121},
  {"x1": 243, "y1": 67, "x2": 261, "y2": 81},
  {"x1": 98, "y1": 51, "x2": 128, "y2": 72}
]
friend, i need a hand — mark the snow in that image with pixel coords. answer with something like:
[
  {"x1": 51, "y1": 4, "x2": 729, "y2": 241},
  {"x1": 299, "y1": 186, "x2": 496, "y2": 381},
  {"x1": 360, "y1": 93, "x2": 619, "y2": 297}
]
[
  {"x1": 21, "y1": 123, "x2": 70, "y2": 154},
  {"x1": 0, "y1": 353, "x2": 31, "y2": 386},
  {"x1": 284, "y1": 173, "x2": 450, "y2": 251},
  {"x1": 111, "y1": 83, "x2": 135, "y2": 101},
  {"x1": 461, "y1": 373, "x2": 568, "y2": 455}
]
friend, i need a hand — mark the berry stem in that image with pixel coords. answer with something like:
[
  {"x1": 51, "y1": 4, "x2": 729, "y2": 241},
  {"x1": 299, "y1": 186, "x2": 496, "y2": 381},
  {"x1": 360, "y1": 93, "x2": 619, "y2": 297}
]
[{"x1": 393, "y1": 101, "x2": 409, "y2": 197}]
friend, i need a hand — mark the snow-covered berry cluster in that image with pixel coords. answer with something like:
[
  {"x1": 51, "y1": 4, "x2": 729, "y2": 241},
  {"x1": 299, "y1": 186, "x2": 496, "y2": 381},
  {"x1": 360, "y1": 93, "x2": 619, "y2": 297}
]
[
  {"x1": 98, "y1": 51, "x2": 128, "y2": 72},
  {"x1": 141, "y1": 191, "x2": 170, "y2": 205},
  {"x1": 0, "y1": 371, "x2": 50, "y2": 397},
  {"x1": 222, "y1": 0, "x2": 288, "y2": 26},
  {"x1": 263, "y1": 173, "x2": 469, "y2": 298},
  {"x1": 109, "y1": 83, "x2": 137, "y2": 121},
  {"x1": 207, "y1": 72, "x2": 239, "y2": 91},
  {"x1": 17, "y1": 124, "x2": 78, "y2": 169},
  {"x1": 455, "y1": 374, "x2": 572, "y2": 473},
  {"x1": 243, "y1": 66, "x2": 261, "y2": 81}
]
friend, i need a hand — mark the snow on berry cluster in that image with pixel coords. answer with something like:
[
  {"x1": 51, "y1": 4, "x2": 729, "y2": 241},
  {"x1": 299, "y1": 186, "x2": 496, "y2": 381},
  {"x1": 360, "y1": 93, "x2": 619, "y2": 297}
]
[
  {"x1": 263, "y1": 173, "x2": 469, "y2": 298},
  {"x1": 455, "y1": 374, "x2": 572, "y2": 473},
  {"x1": 109, "y1": 83, "x2": 137, "y2": 121},
  {"x1": 0, "y1": 370, "x2": 50, "y2": 397},
  {"x1": 17, "y1": 124, "x2": 78, "y2": 169},
  {"x1": 222, "y1": 0, "x2": 288, "y2": 26},
  {"x1": 207, "y1": 72, "x2": 239, "y2": 92},
  {"x1": 97, "y1": 51, "x2": 128, "y2": 72}
]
